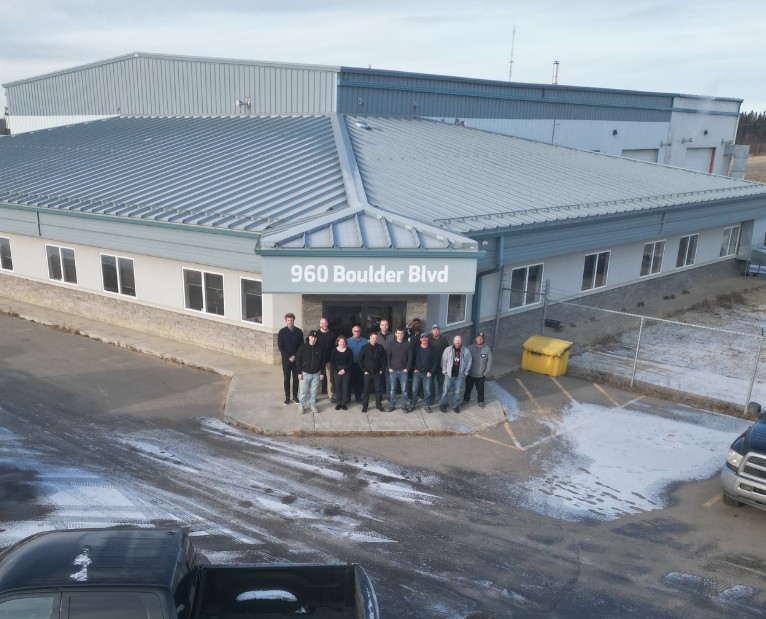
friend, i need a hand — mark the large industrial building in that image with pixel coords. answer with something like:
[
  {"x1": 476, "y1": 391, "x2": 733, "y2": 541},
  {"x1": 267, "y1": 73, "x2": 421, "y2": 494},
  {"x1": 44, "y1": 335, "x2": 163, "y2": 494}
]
[{"x1": 0, "y1": 53, "x2": 764, "y2": 362}]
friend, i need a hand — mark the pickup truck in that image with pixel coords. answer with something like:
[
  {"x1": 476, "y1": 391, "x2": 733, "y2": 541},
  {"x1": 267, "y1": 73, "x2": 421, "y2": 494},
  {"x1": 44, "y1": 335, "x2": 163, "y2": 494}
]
[
  {"x1": 0, "y1": 527, "x2": 379, "y2": 618},
  {"x1": 721, "y1": 402, "x2": 766, "y2": 511}
]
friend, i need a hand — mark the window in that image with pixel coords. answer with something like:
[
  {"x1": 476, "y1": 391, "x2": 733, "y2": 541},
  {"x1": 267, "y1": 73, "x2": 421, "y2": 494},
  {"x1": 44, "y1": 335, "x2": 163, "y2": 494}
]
[
  {"x1": 640, "y1": 240, "x2": 665, "y2": 276},
  {"x1": 184, "y1": 268, "x2": 224, "y2": 315},
  {"x1": 241, "y1": 278, "x2": 263, "y2": 323},
  {"x1": 46, "y1": 245, "x2": 77, "y2": 283},
  {"x1": 720, "y1": 226, "x2": 740, "y2": 257},
  {"x1": 509, "y1": 264, "x2": 543, "y2": 308},
  {"x1": 0, "y1": 237, "x2": 12, "y2": 270},
  {"x1": 0, "y1": 595, "x2": 55, "y2": 617},
  {"x1": 676, "y1": 234, "x2": 698, "y2": 268},
  {"x1": 101, "y1": 255, "x2": 136, "y2": 296},
  {"x1": 67, "y1": 592, "x2": 163, "y2": 619},
  {"x1": 446, "y1": 294, "x2": 466, "y2": 325},
  {"x1": 581, "y1": 251, "x2": 610, "y2": 291}
]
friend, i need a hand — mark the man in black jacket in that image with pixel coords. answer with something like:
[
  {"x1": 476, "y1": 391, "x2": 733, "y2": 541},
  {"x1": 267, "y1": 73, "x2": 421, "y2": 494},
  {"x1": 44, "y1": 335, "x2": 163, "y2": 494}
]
[
  {"x1": 296, "y1": 330, "x2": 324, "y2": 414},
  {"x1": 411, "y1": 332, "x2": 438, "y2": 413},
  {"x1": 358, "y1": 332, "x2": 387, "y2": 413},
  {"x1": 316, "y1": 317, "x2": 336, "y2": 401},
  {"x1": 277, "y1": 313, "x2": 303, "y2": 405}
]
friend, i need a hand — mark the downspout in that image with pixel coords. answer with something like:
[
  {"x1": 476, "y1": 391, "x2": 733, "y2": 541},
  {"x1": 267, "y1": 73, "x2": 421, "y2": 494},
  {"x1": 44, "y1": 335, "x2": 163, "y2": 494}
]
[{"x1": 491, "y1": 236, "x2": 505, "y2": 351}]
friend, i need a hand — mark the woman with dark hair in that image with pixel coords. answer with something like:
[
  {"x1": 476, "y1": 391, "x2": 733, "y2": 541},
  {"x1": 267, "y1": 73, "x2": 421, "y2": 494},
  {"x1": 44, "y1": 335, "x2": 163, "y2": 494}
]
[{"x1": 330, "y1": 336, "x2": 352, "y2": 410}]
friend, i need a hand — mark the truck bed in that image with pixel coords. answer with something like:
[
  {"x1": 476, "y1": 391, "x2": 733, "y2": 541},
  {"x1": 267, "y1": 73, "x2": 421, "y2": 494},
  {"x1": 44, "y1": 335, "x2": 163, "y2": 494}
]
[{"x1": 195, "y1": 564, "x2": 377, "y2": 619}]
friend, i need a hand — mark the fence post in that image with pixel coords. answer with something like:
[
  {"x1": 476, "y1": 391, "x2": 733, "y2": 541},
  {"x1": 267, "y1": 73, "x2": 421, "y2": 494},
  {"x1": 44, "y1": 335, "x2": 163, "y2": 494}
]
[
  {"x1": 745, "y1": 336, "x2": 764, "y2": 415},
  {"x1": 540, "y1": 279, "x2": 550, "y2": 335},
  {"x1": 630, "y1": 315, "x2": 644, "y2": 389}
]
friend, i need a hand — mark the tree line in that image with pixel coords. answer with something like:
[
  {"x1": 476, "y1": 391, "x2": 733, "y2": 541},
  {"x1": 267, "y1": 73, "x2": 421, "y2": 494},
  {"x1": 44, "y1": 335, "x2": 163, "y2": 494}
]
[{"x1": 737, "y1": 111, "x2": 766, "y2": 154}]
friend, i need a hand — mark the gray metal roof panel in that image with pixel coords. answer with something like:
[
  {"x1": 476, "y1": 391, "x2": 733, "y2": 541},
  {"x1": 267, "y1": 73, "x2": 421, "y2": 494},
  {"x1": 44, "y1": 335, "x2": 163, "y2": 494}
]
[
  {"x1": 259, "y1": 206, "x2": 473, "y2": 251},
  {"x1": 0, "y1": 115, "x2": 349, "y2": 233},
  {"x1": 345, "y1": 115, "x2": 766, "y2": 234}
]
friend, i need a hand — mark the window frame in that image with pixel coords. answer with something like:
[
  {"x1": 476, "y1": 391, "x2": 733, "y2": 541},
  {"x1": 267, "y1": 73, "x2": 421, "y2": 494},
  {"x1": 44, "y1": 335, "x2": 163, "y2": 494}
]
[
  {"x1": 581, "y1": 250, "x2": 610, "y2": 291},
  {"x1": 508, "y1": 263, "x2": 544, "y2": 309},
  {"x1": 676, "y1": 234, "x2": 699, "y2": 268},
  {"x1": 640, "y1": 240, "x2": 665, "y2": 277},
  {"x1": 100, "y1": 253, "x2": 136, "y2": 297},
  {"x1": 45, "y1": 244, "x2": 78, "y2": 284},
  {"x1": 183, "y1": 267, "x2": 225, "y2": 316},
  {"x1": 720, "y1": 226, "x2": 740, "y2": 257},
  {"x1": 445, "y1": 293, "x2": 467, "y2": 326},
  {"x1": 0, "y1": 236, "x2": 13, "y2": 271},
  {"x1": 240, "y1": 277, "x2": 263, "y2": 325}
]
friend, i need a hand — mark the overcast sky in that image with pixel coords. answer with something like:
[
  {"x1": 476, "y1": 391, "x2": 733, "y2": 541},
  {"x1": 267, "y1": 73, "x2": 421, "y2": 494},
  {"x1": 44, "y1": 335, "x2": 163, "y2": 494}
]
[{"x1": 2, "y1": 0, "x2": 765, "y2": 114}]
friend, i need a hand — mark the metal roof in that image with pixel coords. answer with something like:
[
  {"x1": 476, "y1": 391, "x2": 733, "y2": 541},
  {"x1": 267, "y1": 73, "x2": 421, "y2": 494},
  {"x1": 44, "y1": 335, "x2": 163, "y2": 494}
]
[
  {"x1": 0, "y1": 528, "x2": 184, "y2": 591},
  {"x1": 345, "y1": 115, "x2": 766, "y2": 235},
  {"x1": 0, "y1": 115, "x2": 348, "y2": 232},
  {"x1": 260, "y1": 205, "x2": 474, "y2": 251}
]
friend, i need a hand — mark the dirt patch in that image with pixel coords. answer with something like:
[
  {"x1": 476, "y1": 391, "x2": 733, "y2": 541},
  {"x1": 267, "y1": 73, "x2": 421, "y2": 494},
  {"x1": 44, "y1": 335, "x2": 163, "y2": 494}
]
[{"x1": 745, "y1": 154, "x2": 766, "y2": 183}]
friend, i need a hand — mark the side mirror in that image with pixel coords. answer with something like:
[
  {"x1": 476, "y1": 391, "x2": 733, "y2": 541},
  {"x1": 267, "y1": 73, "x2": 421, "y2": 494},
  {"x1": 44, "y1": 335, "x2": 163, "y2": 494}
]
[{"x1": 746, "y1": 401, "x2": 762, "y2": 419}]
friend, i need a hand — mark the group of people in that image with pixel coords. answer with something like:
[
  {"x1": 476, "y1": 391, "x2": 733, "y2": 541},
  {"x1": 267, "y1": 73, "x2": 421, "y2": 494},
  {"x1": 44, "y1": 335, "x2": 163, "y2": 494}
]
[{"x1": 277, "y1": 314, "x2": 493, "y2": 415}]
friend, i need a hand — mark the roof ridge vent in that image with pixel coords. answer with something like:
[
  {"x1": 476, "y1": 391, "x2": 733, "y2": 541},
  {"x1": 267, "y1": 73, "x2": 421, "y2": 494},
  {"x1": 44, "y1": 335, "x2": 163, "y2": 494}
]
[{"x1": 353, "y1": 120, "x2": 372, "y2": 131}]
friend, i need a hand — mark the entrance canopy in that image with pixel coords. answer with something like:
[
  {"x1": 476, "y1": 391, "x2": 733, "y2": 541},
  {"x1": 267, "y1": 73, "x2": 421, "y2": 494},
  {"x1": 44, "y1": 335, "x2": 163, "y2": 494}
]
[{"x1": 258, "y1": 205, "x2": 479, "y2": 294}]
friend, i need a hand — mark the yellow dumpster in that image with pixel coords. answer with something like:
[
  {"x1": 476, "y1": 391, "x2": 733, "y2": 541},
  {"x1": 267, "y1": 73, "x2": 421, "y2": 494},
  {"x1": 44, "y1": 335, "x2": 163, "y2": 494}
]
[{"x1": 521, "y1": 335, "x2": 573, "y2": 377}]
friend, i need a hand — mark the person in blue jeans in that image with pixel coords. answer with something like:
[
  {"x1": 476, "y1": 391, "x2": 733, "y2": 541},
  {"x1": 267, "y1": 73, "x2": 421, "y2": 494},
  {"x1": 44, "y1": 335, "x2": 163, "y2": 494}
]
[
  {"x1": 412, "y1": 332, "x2": 438, "y2": 413},
  {"x1": 439, "y1": 335, "x2": 472, "y2": 413},
  {"x1": 386, "y1": 328, "x2": 412, "y2": 412}
]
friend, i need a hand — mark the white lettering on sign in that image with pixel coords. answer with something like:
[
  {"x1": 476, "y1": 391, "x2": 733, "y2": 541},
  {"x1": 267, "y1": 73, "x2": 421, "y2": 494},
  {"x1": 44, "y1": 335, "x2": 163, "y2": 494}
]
[{"x1": 289, "y1": 264, "x2": 450, "y2": 284}]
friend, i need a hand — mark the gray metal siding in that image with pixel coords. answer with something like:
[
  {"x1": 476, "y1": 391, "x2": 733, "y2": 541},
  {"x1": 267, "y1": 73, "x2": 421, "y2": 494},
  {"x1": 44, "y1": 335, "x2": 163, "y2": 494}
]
[
  {"x1": 338, "y1": 69, "x2": 673, "y2": 121},
  {"x1": 479, "y1": 198, "x2": 762, "y2": 267},
  {"x1": 34, "y1": 211, "x2": 263, "y2": 272},
  {"x1": 6, "y1": 54, "x2": 338, "y2": 117},
  {"x1": 0, "y1": 206, "x2": 39, "y2": 236}
]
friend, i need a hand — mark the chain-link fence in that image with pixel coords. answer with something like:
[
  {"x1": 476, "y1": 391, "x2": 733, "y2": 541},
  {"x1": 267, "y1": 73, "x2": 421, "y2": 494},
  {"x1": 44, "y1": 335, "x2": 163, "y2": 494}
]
[{"x1": 541, "y1": 299, "x2": 766, "y2": 413}]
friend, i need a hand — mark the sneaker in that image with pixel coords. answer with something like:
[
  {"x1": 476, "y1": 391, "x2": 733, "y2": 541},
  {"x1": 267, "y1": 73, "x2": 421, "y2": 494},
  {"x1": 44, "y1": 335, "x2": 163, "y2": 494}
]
[
  {"x1": 335, "y1": 404, "x2": 342, "y2": 410},
  {"x1": 298, "y1": 407, "x2": 305, "y2": 414},
  {"x1": 425, "y1": 406, "x2": 432, "y2": 414},
  {"x1": 453, "y1": 406, "x2": 460, "y2": 414},
  {"x1": 376, "y1": 405, "x2": 384, "y2": 412},
  {"x1": 387, "y1": 406, "x2": 395, "y2": 412},
  {"x1": 311, "y1": 408, "x2": 319, "y2": 414},
  {"x1": 440, "y1": 404, "x2": 447, "y2": 413},
  {"x1": 361, "y1": 406, "x2": 368, "y2": 413},
  {"x1": 284, "y1": 397, "x2": 291, "y2": 405},
  {"x1": 463, "y1": 399, "x2": 470, "y2": 404},
  {"x1": 341, "y1": 404, "x2": 348, "y2": 410},
  {"x1": 479, "y1": 401, "x2": 485, "y2": 408},
  {"x1": 293, "y1": 397, "x2": 299, "y2": 404}
]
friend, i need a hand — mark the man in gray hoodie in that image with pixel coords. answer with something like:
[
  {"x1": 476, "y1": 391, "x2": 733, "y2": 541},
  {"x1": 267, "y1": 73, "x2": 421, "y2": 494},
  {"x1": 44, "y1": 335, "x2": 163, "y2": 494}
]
[{"x1": 464, "y1": 332, "x2": 493, "y2": 408}]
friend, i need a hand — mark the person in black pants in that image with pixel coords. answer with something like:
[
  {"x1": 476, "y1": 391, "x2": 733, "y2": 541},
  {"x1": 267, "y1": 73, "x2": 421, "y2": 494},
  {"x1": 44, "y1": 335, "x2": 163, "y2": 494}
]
[
  {"x1": 358, "y1": 332, "x2": 387, "y2": 412},
  {"x1": 330, "y1": 336, "x2": 352, "y2": 410},
  {"x1": 277, "y1": 312, "x2": 303, "y2": 405}
]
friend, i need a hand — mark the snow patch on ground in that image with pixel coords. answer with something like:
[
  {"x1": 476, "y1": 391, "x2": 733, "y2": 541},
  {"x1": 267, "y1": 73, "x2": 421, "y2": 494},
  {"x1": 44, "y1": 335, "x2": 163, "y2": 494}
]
[{"x1": 520, "y1": 402, "x2": 750, "y2": 521}]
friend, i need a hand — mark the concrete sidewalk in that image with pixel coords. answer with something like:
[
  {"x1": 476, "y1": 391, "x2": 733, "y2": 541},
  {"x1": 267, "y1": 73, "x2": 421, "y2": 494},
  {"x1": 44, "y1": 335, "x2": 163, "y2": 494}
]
[{"x1": 0, "y1": 297, "x2": 513, "y2": 436}]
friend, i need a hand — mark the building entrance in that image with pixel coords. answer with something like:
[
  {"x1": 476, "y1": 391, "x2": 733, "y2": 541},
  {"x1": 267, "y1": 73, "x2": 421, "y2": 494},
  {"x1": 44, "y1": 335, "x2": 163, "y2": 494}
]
[{"x1": 324, "y1": 302, "x2": 407, "y2": 337}]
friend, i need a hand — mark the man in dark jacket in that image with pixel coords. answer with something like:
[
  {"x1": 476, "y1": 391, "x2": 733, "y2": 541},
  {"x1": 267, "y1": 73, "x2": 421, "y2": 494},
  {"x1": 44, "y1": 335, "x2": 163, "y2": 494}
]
[
  {"x1": 411, "y1": 332, "x2": 438, "y2": 413},
  {"x1": 428, "y1": 324, "x2": 449, "y2": 398},
  {"x1": 386, "y1": 328, "x2": 413, "y2": 412},
  {"x1": 358, "y1": 332, "x2": 387, "y2": 412},
  {"x1": 296, "y1": 330, "x2": 324, "y2": 414},
  {"x1": 277, "y1": 312, "x2": 303, "y2": 405},
  {"x1": 376, "y1": 319, "x2": 395, "y2": 401},
  {"x1": 316, "y1": 317, "x2": 336, "y2": 400}
]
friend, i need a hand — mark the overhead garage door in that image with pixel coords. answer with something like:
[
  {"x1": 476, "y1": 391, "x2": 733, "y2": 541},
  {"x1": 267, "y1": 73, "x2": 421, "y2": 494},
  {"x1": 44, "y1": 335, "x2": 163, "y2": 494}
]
[
  {"x1": 684, "y1": 147, "x2": 715, "y2": 173},
  {"x1": 621, "y1": 149, "x2": 658, "y2": 163}
]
